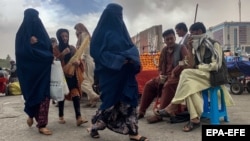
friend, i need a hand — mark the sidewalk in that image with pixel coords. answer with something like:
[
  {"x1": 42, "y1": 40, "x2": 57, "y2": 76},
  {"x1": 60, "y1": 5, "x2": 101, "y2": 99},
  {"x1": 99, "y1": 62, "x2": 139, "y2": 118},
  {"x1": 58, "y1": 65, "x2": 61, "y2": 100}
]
[{"x1": 0, "y1": 92, "x2": 250, "y2": 141}]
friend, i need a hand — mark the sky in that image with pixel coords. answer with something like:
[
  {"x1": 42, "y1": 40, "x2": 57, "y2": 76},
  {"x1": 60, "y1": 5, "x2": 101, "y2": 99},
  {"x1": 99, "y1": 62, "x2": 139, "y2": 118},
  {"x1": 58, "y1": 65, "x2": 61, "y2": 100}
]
[{"x1": 0, "y1": 0, "x2": 249, "y2": 60}]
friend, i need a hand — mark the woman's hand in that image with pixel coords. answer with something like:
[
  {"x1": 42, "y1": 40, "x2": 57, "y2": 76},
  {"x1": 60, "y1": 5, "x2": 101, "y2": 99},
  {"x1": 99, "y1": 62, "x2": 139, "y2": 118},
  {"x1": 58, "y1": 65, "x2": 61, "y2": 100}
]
[
  {"x1": 62, "y1": 48, "x2": 70, "y2": 56},
  {"x1": 30, "y1": 36, "x2": 38, "y2": 45},
  {"x1": 72, "y1": 60, "x2": 80, "y2": 66}
]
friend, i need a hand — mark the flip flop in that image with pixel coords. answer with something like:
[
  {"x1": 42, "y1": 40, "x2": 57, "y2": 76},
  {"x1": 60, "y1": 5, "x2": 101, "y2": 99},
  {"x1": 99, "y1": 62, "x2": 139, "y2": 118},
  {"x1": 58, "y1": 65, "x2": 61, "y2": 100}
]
[{"x1": 182, "y1": 121, "x2": 200, "y2": 132}]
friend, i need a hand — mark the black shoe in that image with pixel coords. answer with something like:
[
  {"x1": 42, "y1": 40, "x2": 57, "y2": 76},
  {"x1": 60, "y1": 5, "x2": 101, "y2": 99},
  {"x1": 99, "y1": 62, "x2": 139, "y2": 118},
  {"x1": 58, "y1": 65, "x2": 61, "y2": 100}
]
[{"x1": 155, "y1": 109, "x2": 171, "y2": 117}]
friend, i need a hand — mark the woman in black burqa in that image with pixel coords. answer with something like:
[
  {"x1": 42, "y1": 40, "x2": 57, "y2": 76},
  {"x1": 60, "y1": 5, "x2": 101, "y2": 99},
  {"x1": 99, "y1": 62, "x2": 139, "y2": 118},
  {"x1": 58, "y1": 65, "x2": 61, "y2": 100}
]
[
  {"x1": 15, "y1": 8, "x2": 54, "y2": 135},
  {"x1": 89, "y1": 3, "x2": 149, "y2": 141}
]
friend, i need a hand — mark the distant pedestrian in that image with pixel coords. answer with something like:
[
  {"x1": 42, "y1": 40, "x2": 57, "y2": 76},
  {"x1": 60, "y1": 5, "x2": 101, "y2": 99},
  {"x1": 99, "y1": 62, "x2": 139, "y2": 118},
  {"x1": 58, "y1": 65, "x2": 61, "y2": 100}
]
[
  {"x1": 8, "y1": 60, "x2": 18, "y2": 83},
  {"x1": 74, "y1": 23, "x2": 99, "y2": 108},
  {"x1": 89, "y1": 3, "x2": 149, "y2": 141},
  {"x1": 50, "y1": 37, "x2": 58, "y2": 48}
]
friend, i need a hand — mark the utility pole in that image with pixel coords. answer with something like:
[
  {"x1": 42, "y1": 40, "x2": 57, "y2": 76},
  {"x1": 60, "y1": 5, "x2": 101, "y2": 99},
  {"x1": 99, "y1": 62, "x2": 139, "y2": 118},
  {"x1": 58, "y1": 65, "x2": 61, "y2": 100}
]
[
  {"x1": 194, "y1": 3, "x2": 198, "y2": 23},
  {"x1": 239, "y1": 0, "x2": 241, "y2": 22}
]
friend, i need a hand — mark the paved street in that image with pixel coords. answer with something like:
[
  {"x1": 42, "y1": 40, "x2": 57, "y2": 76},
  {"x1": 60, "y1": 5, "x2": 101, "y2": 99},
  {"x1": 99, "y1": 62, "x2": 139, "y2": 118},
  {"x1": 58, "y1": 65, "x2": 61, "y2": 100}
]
[{"x1": 0, "y1": 91, "x2": 250, "y2": 141}]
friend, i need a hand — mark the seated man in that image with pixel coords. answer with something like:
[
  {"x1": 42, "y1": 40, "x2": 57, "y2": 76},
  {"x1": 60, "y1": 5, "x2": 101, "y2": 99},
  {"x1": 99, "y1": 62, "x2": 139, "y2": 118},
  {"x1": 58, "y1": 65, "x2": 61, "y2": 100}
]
[
  {"x1": 137, "y1": 29, "x2": 192, "y2": 123},
  {"x1": 157, "y1": 22, "x2": 234, "y2": 131}
]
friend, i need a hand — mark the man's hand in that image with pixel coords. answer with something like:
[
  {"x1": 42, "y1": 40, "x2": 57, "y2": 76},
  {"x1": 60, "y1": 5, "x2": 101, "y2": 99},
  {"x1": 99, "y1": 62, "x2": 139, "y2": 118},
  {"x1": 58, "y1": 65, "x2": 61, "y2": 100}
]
[
  {"x1": 170, "y1": 72, "x2": 175, "y2": 78},
  {"x1": 186, "y1": 36, "x2": 193, "y2": 51},
  {"x1": 159, "y1": 75, "x2": 167, "y2": 84}
]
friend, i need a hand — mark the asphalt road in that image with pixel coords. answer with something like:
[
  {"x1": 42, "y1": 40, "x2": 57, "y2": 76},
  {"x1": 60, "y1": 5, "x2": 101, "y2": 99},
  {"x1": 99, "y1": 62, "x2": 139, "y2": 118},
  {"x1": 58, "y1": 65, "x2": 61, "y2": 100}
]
[{"x1": 0, "y1": 91, "x2": 250, "y2": 141}]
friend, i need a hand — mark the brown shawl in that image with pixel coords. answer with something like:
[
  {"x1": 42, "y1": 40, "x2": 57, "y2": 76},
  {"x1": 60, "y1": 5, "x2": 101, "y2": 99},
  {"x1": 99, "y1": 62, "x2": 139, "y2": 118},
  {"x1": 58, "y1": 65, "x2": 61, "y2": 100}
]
[{"x1": 53, "y1": 45, "x2": 84, "y2": 100}]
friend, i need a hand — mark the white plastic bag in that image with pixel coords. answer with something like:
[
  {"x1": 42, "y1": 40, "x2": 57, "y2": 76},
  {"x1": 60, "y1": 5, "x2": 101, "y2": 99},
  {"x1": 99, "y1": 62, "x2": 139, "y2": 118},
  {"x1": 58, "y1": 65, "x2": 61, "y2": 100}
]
[{"x1": 50, "y1": 60, "x2": 69, "y2": 101}]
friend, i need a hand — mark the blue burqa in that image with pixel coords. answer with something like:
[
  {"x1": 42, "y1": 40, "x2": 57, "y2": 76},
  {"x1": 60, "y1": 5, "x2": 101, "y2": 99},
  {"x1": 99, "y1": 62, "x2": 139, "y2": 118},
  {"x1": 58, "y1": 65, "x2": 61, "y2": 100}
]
[
  {"x1": 90, "y1": 3, "x2": 141, "y2": 110},
  {"x1": 15, "y1": 8, "x2": 54, "y2": 117}
]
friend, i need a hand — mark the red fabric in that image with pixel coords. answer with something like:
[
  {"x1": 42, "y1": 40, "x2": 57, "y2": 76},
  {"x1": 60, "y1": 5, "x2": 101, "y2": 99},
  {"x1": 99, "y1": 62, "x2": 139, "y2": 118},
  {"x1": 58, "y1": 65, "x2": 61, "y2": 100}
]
[
  {"x1": 0, "y1": 77, "x2": 7, "y2": 93},
  {"x1": 136, "y1": 70, "x2": 158, "y2": 94}
]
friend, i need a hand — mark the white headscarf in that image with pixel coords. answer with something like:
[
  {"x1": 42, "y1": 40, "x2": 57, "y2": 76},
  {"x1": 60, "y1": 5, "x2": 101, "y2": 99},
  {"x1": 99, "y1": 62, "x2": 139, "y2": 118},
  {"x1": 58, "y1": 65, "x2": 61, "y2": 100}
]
[{"x1": 192, "y1": 34, "x2": 221, "y2": 68}]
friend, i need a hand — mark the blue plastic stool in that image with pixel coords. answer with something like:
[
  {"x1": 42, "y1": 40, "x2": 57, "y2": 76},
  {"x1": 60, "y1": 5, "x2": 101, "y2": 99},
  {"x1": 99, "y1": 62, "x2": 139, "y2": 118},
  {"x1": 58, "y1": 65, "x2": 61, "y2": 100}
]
[{"x1": 201, "y1": 86, "x2": 229, "y2": 125}]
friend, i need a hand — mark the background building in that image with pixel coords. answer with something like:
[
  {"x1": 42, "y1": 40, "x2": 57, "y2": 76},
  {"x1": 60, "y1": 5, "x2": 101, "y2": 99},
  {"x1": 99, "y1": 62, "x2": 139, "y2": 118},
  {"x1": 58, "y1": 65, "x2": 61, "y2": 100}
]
[
  {"x1": 131, "y1": 25, "x2": 163, "y2": 55},
  {"x1": 207, "y1": 22, "x2": 250, "y2": 57}
]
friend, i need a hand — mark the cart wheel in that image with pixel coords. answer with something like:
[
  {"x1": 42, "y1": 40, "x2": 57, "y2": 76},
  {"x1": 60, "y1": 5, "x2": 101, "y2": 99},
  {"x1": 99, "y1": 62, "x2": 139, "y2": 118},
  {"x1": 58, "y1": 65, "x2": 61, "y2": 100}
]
[
  {"x1": 246, "y1": 81, "x2": 250, "y2": 93},
  {"x1": 230, "y1": 82, "x2": 244, "y2": 95}
]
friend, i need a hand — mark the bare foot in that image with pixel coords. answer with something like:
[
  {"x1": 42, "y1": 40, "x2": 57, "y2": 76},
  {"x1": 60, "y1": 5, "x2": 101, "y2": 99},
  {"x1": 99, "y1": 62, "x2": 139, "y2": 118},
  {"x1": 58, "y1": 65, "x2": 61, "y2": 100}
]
[
  {"x1": 129, "y1": 135, "x2": 149, "y2": 141},
  {"x1": 27, "y1": 117, "x2": 33, "y2": 127}
]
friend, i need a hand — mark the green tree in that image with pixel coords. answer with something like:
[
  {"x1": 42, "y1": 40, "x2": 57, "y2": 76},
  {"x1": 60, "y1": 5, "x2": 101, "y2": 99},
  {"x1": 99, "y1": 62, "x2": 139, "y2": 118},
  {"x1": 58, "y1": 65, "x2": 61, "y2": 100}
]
[{"x1": 6, "y1": 54, "x2": 11, "y2": 61}]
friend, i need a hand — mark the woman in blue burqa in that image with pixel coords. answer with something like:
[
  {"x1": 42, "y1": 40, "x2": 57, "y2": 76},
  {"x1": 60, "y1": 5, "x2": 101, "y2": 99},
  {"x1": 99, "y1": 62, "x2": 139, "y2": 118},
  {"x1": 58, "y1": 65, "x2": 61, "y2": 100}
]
[
  {"x1": 89, "y1": 3, "x2": 149, "y2": 141},
  {"x1": 15, "y1": 8, "x2": 54, "y2": 135}
]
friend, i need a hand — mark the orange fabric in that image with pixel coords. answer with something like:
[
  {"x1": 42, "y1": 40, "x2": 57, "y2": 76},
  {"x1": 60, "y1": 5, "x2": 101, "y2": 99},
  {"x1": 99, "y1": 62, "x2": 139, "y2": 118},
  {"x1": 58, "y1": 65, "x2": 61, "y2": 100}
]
[{"x1": 65, "y1": 88, "x2": 80, "y2": 100}]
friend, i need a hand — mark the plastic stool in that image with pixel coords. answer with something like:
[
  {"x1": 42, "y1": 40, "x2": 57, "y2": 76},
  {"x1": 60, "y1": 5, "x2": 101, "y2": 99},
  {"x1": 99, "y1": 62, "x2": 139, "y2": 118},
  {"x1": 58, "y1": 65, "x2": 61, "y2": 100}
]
[{"x1": 201, "y1": 86, "x2": 229, "y2": 125}]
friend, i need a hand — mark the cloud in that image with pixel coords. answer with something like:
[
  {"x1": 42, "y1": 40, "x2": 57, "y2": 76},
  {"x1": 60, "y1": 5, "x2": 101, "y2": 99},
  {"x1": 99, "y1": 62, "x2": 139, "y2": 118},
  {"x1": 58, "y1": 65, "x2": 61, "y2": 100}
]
[
  {"x1": 1, "y1": 0, "x2": 250, "y2": 59},
  {"x1": 0, "y1": 0, "x2": 103, "y2": 59},
  {"x1": 115, "y1": 0, "x2": 248, "y2": 37}
]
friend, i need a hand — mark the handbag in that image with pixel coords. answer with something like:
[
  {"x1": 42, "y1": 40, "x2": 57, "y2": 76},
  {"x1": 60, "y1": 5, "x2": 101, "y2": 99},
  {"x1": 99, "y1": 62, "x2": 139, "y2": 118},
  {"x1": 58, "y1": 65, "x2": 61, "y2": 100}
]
[{"x1": 50, "y1": 60, "x2": 69, "y2": 101}]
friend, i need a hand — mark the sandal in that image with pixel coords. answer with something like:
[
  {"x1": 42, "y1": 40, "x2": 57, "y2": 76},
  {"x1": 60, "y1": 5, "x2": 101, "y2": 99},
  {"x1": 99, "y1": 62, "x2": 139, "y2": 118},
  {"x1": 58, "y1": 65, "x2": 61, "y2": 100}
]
[
  {"x1": 27, "y1": 117, "x2": 33, "y2": 127},
  {"x1": 39, "y1": 128, "x2": 52, "y2": 135},
  {"x1": 87, "y1": 128, "x2": 100, "y2": 138},
  {"x1": 130, "y1": 136, "x2": 149, "y2": 141},
  {"x1": 76, "y1": 117, "x2": 88, "y2": 126},
  {"x1": 182, "y1": 121, "x2": 200, "y2": 132},
  {"x1": 58, "y1": 117, "x2": 66, "y2": 124},
  {"x1": 155, "y1": 109, "x2": 171, "y2": 117}
]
